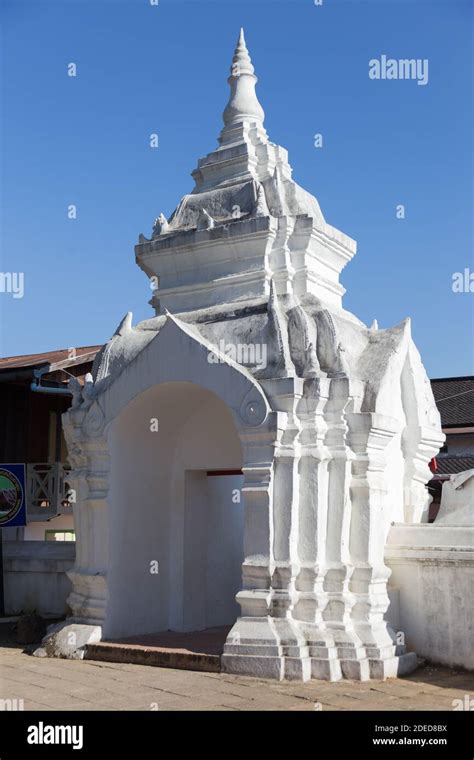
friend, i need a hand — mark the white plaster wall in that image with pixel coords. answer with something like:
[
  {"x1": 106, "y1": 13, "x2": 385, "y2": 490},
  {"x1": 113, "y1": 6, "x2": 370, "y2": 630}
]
[
  {"x1": 385, "y1": 524, "x2": 474, "y2": 670},
  {"x1": 180, "y1": 472, "x2": 243, "y2": 630},
  {"x1": 105, "y1": 381, "x2": 243, "y2": 639},
  {"x1": 205, "y1": 474, "x2": 244, "y2": 627}
]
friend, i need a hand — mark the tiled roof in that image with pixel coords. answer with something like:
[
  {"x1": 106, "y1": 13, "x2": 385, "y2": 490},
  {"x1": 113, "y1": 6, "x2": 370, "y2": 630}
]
[
  {"x1": 435, "y1": 456, "x2": 474, "y2": 475},
  {"x1": 0, "y1": 346, "x2": 101, "y2": 371},
  {"x1": 431, "y1": 376, "x2": 474, "y2": 427}
]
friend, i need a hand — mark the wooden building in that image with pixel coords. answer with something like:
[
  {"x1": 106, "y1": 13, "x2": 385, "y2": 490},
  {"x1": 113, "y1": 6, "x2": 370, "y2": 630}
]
[{"x1": 0, "y1": 346, "x2": 100, "y2": 540}]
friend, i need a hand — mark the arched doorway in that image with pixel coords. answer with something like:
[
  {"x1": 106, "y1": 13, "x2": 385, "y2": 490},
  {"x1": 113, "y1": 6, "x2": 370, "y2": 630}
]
[{"x1": 105, "y1": 381, "x2": 244, "y2": 640}]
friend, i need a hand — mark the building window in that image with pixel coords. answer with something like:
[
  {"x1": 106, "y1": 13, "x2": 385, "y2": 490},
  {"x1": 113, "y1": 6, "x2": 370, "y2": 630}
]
[{"x1": 45, "y1": 529, "x2": 75, "y2": 542}]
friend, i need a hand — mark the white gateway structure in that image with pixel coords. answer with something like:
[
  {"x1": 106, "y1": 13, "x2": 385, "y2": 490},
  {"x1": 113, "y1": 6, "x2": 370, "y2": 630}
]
[{"x1": 46, "y1": 30, "x2": 444, "y2": 681}]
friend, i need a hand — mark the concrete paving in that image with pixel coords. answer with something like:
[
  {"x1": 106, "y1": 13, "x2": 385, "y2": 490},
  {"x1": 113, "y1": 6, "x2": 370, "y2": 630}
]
[{"x1": 0, "y1": 643, "x2": 473, "y2": 711}]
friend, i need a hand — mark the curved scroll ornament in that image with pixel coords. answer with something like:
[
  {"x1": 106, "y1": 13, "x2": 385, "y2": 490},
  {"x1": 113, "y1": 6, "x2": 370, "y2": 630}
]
[
  {"x1": 83, "y1": 401, "x2": 106, "y2": 438},
  {"x1": 63, "y1": 413, "x2": 87, "y2": 470},
  {"x1": 239, "y1": 386, "x2": 268, "y2": 427},
  {"x1": 287, "y1": 305, "x2": 320, "y2": 378}
]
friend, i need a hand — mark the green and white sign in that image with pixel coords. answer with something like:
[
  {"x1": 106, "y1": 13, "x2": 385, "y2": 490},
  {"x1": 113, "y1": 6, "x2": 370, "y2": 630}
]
[{"x1": 0, "y1": 464, "x2": 27, "y2": 528}]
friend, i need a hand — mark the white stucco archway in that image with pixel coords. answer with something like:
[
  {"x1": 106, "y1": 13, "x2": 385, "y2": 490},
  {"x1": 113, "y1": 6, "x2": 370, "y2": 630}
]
[
  {"x1": 105, "y1": 381, "x2": 245, "y2": 639},
  {"x1": 62, "y1": 314, "x2": 277, "y2": 657}
]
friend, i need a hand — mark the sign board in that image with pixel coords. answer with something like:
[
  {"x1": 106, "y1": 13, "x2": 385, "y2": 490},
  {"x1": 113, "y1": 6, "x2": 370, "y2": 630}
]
[{"x1": 0, "y1": 464, "x2": 27, "y2": 528}]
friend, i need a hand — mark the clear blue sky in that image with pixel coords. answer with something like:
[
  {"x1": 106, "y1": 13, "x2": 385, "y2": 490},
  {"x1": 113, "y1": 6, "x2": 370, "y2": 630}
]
[{"x1": 1, "y1": 0, "x2": 472, "y2": 377}]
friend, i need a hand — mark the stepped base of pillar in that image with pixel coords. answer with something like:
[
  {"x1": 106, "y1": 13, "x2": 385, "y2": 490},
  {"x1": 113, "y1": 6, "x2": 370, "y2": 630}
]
[
  {"x1": 221, "y1": 617, "x2": 419, "y2": 682},
  {"x1": 368, "y1": 651, "x2": 419, "y2": 679}
]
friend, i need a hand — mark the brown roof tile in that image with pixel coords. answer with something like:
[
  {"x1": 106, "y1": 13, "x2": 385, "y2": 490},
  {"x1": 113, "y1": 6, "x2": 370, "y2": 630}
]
[
  {"x1": 435, "y1": 455, "x2": 474, "y2": 475},
  {"x1": 431, "y1": 376, "x2": 474, "y2": 427},
  {"x1": 0, "y1": 345, "x2": 101, "y2": 371}
]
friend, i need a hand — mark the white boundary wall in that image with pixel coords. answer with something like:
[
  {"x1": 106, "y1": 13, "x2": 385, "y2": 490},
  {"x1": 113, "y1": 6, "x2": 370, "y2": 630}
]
[
  {"x1": 3, "y1": 541, "x2": 75, "y2": 617},
  {"x1": 385, "y1": 524, "x2": 474, "y2": 671}
]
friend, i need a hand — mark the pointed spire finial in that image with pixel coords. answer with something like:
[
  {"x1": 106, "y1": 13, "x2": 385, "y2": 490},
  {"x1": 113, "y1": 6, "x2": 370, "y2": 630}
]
[
  {"x1": 230, "y1": 27, "x2": 254, "y2": 77},
  {"x1": 222, "y1": 29, "x2": 265, "y2": 129}
]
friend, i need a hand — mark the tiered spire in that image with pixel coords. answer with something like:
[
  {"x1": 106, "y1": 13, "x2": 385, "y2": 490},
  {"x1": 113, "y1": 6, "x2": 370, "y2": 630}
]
[{"x1": 222, "y1": 28, "x2": 265, "y2": 128}]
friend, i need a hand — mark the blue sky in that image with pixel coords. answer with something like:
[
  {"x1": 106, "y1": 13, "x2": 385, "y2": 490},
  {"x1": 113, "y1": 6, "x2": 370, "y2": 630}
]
[{"x1": 1, "y1": 0, "x2": 472, "y2": 377}]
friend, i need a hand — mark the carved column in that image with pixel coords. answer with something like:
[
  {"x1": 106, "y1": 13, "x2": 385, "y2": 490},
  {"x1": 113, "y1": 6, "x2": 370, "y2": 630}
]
[
  {"x1": 223, "y1": 383, "x2": 311, "y2": 681},
  {"x1": 346, "y1": 411, "x2": 417, "y2": 678},
  {"x1": 222, "y1": 412, "x2": 285, "y2": 679},
  {"x1": 63, "y1": 401, "x2": 109, "y2": 628}
]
